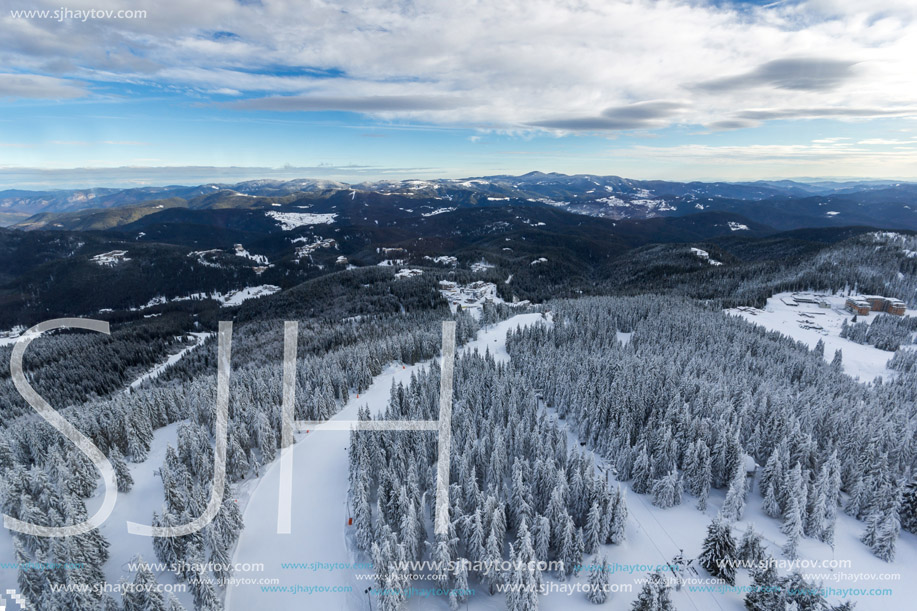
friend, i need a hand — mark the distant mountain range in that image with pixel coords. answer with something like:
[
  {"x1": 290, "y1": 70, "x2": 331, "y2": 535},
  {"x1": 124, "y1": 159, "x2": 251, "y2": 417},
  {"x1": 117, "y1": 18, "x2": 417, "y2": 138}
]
[
  {"x1": 3, "y1": 172, "x2": 916, "y2": 232},
  {"x1": 2, "y1": 170, "x2": 915, "y2": 329}
]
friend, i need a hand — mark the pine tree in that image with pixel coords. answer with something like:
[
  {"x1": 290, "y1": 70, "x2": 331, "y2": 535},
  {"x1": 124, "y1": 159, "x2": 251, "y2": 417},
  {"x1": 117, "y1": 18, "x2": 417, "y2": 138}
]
[
  {"x1": 110, "y1": 446, "x2": 134, "y2": 493},
  {"x1": 558, "y1": 515, "x2": 578, "y2": 579},
  {"x1": 759, "y1": 448, "x2": 783, "y2": 500},
  {"x1": 467, "y1": 508, "x2": 486, "y2": 563},
  {"x1": 452, "y1": 557, "x2": 470, "y2": 606},
  {"x1": 745, "y1": 562, "x2": 781, "y2": 611},
  {"x1": 506, "y1": 540, "x2": 538, "y2": 611},
  {"x1": 631, "y1": 572, "x2": 674, "y2": 611},
  {"x1": 534, "y1": 514, "x2": 551, "y2": 562},
  {"x1": 353, "y1": 483, "x2": 374, "y2": 551},
  {"x1": 123, "y1": 556, "x2": 166, "y2": 611},
  {"x1": 782, "y1": 495, "x2": 804, "y2": 559},
  {"x1": 632, "y1": 444, "x2": 652, "y2": 494},
  {"x1": 507, "y1": 527, "x2": 539, "y2": 611},
  {"x1": 864, "y1": 506, "x2": 900, "y2": 562},
  {"x1": 901, "y1": 478, "x2": 917, "y2": 534},
  {"x1": 813, "y1": 339, "x2": 825, "y2": 358},
  {"x1": 432, "y1": 533, "x2": 452, "y2": 584},
  {"x1": 166, "y1": 595, "x2": 187, "y2": 611},
  {"x1": 587, "y1": 554, "x2": 610, "y2": 604},
  {"x1": 689, "y1": 442, "x2": 712, "y2": 511},
  {"x1": 483, "y1": 528, "x2": 504, "y2": 595},
  {"x1": 584, "y1": 501, "x2": 603, "y2": 554},
  {"x1": 608, "y1": 486, "x2": 628, "y2": 544},
  {"x1": 652, "y1": 468, "x2": 683, "y2": 509},
  {"x1": 720, "y1": 463, "x2": 747, "y2": 522},
  {"x1": 737, "y1": 524, "x2": 766, "y2": 565},
  {"x1": 698, "y1": 519, "x2": 737, "y2": 585},
  {"x1": 763, "y1": 482, "x2": 781, "y2": 519}
]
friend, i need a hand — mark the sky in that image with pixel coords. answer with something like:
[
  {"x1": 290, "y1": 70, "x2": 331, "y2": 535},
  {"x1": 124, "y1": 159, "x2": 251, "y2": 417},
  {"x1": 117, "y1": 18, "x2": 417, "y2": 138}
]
[{"x1": 1, "y1": 0, "x2": 916, "y2": 189}]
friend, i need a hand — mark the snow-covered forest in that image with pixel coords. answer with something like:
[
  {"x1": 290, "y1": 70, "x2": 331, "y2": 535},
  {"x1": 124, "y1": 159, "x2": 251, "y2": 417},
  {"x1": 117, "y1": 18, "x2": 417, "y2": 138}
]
[{"x1": 1, "y1": 230, "x2": 915, "y2": 611}]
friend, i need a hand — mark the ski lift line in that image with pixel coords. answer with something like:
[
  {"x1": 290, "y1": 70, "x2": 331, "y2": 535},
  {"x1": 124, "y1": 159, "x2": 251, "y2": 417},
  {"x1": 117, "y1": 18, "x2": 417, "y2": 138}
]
[
  {"x1": 627, "y1": 491, "x2": 705, "y2": 611},
  {"x1": 543, "y1": 399, "x2": 708, "y2": 611}
]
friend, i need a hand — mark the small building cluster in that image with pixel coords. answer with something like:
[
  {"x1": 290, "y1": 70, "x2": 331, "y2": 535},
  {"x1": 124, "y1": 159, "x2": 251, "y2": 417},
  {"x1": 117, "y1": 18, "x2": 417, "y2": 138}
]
[
  {"x1": 394, "y1": 268, "x2": 423, "y2": 279},
  {"x1": 0, "y1": 325, "x2": 26, "y2": 339},
  {"x1": 789, "y1": 294, "x2": 830, "y2": 308},
  {"x1": 845, "y1": 295, "x2": 906, "y2": 316}
]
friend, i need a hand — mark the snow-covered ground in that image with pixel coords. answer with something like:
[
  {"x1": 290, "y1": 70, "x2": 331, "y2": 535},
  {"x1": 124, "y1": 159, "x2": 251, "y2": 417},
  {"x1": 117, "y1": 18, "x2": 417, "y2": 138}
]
[
  {"x1": 219, "y1": 285, "x2": 281, "y2": 307},
  {"x1": 234, "y1": 244, "x2": 270, "y2": 266},
  {"x1": 188, "y1": 249, "x2": 224, "y2": 268},
  {"x1": 128, "y1": 285, "x2": 281, "y2": 311},
  {"x1": 5, "y1": 311, "x2": 911, "y2": 610},
  {"x1": 224, "y1": 314, "x2": 545, "y2": 610},
  {"x1": 0, "y1": 325, "x2": 27, "y2": 347},
  {"x1": 92, "y1": 250, "x2": 130, "y2": 266},
  {"x1": 421, "y1": 207, "x2": 456, "y2": 217},
  {"x1": 544, "y1": 402, "x2": 917, "y2": 611},
  {"x1": 691, "y1": 247, "x2": 722, "y2": 266},
  {"x1": 266, "y1": 211, "x2": 336, "y2": 230},
  {"x1": 424, "y1": 255, "x2": 458, "y2": 266},
  {"x1": 439, "y1": 281, "x2": 531, "y2": 318},
  {"x1": 726, "y1": 292, "x2": 914, "y2": 382},
  {"x1": 225, "y1": 361, "x2": 425, "y2": 610},
  {"x1": 87, "y1": 422, "x2": 196, "y2": 609},
  {"x1": 394, "y1": 268, "x2": 423, "y2": 279}
]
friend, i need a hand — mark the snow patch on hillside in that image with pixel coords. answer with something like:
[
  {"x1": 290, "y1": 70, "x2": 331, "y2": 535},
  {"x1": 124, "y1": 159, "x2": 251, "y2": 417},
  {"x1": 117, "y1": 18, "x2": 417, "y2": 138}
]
[
  {"x1": 421, "y1": 207, "x2": 456, "y2": 217},
  {"x1": 218, "y1": 285, "x2": 281, "y2": 307},
  {"x1": 394, "y1": 268, "x2": 423, "y2": 278},
  {"x1": 691, "y1": 247, "x2": 723, "y2": 266},
  {"x1": 424, "y1": 255, "x2": 458, "y2": 266},
  {"x1": 234, "y1": 244, "x2": 269, "y2": 265},
  {"x1": 266, "y1": 211, "x2": 336, "y2": 229},
  {"x1": 92, "y1": 250, "x2": 130, "y2": 266},
  {"x1": 188, "y1": 249, "x2": 224, "y2": 268},
  {"x1": 130, "y1": 285, "x2": 280, "y2": 311}
]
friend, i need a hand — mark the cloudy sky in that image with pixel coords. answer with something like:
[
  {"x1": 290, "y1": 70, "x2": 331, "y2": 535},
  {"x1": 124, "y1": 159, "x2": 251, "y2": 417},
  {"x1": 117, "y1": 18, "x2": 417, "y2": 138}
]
[{"x1": 1, "y1": 0, "x2": 916, "y2": 187}]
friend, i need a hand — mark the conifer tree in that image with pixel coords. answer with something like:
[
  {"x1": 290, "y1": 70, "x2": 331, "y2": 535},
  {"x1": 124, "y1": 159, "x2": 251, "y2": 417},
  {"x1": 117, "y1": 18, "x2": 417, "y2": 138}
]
[
  {"x1": 698, "y1": 519, "x2": 737, "y2": 585},
  {"x1": 587, "y1": 555, "x2": 610, "y2": 604},
  {"x1": 652, "y1": 468, "x2": 683, "y2": 509},
  {"x1": 782, "y1": 496, "x2": 804, "y2": 559},
  {"x1": 720, "y1": 463, "x2": 747, "y2": 522}
]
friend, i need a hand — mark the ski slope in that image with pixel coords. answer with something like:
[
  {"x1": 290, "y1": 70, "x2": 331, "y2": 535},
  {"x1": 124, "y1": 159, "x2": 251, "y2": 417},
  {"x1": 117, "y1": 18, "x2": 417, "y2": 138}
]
[
  {"x1": 88, "y1": 422, "x2": 196, "y2": 609},
  {"x1": 224, "y1": 314, "x2": 545, "y2": 610},
  {"x1": 126, "y1": 332, "x2": 211, "y2": 392}
]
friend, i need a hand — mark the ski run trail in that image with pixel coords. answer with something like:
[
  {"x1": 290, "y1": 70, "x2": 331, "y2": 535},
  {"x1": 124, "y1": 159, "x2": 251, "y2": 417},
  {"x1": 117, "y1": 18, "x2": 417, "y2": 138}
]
[
  {"x1": 42, "y1": 311, "x2": 912, "y2": 611},
  {"x1": 225, "y1": 314, "x2": 544, "y2": 609}
]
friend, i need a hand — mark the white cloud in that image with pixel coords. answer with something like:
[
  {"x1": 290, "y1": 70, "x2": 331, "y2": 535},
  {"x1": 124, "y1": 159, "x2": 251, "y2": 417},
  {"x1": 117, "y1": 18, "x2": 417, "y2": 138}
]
[
  {"x1": 0, "y1": 0, "x2": 915, "y2": 132},
  {"x1": 0, "y1": 73, "x2": 85, "y2": 99},
  {"x1": 604, "y1": 140, "x2": 917, "y2": 179}
]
